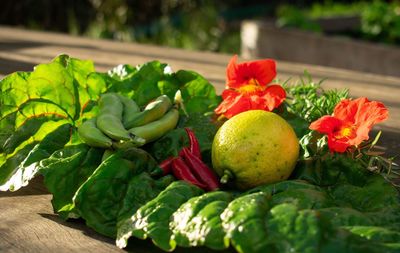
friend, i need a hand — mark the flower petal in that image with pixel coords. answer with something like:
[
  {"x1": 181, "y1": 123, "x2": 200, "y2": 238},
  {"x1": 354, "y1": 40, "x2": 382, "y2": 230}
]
[
  {"x1": 226, "y1": 55, "x2": 239, "y2": 88},
  {"x1": 327, "y1": 135, "x2": 350, "y2": 153},
  {"x1": 354, "y1": 98, "x2": 389, "y2": 128},
  {"x1": 333, "y1": 98, "x2": 354, "y2": 122},
  {"x1": 351, "y1": 124, "x2": 370, "y2": 146},
  {"x1": 226, "y1": 55, "x2": 277, "y2": 88},
  {"x1": 259, "y1": 85, "x2": 286, "y2": 111},
  {"x1": 333, "y1": 97, "x2": 388, "y2": 128},
  {"x1": 309, "y1": 116, "x2": 343, "y2": 135},
  {"x1": 315, "y1": 97, "x2": 389, "y2": 153},
  {"x1": 248, "y1": 59, "x2": 276, "y2": 86},
  {"x1": 214, "y1": 90, "x2": 251, "y2": 119}
]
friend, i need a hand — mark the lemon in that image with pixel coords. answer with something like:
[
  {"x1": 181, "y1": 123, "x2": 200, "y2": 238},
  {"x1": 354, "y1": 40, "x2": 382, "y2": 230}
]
[{"x1": 212, "y1": 110, "x2": 299, "y2": 190}]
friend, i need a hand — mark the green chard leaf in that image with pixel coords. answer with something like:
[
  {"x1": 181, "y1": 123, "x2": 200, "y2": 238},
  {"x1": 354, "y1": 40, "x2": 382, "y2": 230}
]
[
  {"x1": 147, "y1": 128, "x2": 188, "y2": 162},
  {"x1": 264, "y1": 203, "x2": 330, "y2": 253},
  {"x1": 0, "y1": 55, "x2": 97, "y2": 191},
  {"x1": 2, "y1": 116, "x2": 47, "y2": 154},
  {"x1": 170, "y1": 191, "x2": 233, "y2": 250},
  {"x1": 246, "y1": 179, "x2": 321, "y2": 195},
  {"x1": 73, "y1": 147, "x2": 161, "y2": 237},
  {"x1": 117, "y1": 173, "x2": 175, "y2": 223},
  {"x1": 116, "y1": 173, "x2": 175, "y2": 248},
  {"x1": 0, "y1": 142, "x2": 38, "y2": 191},
  {"x1": 40, "y1": 144, "x2": 103, "y2": 219},
  {"x1": 318, "y1": 207, "x2": 374, "y2": 227},
  {"x1": 175, "y1": 70, "x2": 221, "y2": 115},
  {"x1": 345, "y1": 226, "x2": 400, "y2": 244},
  {"x1": 221, "y1": 192, "x2": 272, "y2": 253},
  {"x1": 270, "y1": 187, "x2": 333, "y2": 209},
  {"x1": 119, "y1": 181, "x2": 204, "y2": 251},
  {"x1": 261, "y1": 203, "x2": 380, "y2": 253},
  {"x1": 95, "y1": 61, "x2": 169, "y2": 106},
  {"x1": 236, "y1": 176, "x2": 400, "y2": 252},
  {"x1": 329, "y1": 174, "x2": 400, "y2": 212},
  {"x1": 0, "y1": 123, "x2": 72, "y2": 191}
]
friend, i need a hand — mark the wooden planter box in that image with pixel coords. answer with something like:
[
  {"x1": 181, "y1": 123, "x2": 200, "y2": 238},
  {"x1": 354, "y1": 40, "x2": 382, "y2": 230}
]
[{"x1": 241, "y1": 20, "x2": 400, "y2": 77}]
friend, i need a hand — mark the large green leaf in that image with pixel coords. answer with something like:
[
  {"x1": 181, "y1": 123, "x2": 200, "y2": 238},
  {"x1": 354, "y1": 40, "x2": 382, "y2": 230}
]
[
  {"x1": 0, "y1": 123, "x2": 72, "y2": 191},
  {"x1": 0, "y1": 142, "x2": 38, "y2": 190},
  {"x1": 170, "y1": 191, "x2": 233, "y2": 250},
  {"x1": 116, "y1": 173, "x2": 175, "y2": 248},
  {"x1": 117, "y1": 173, "x2": 174, "y2": 223},
  {"x1": 221, "y1": 192, "x2": 272, "y2": 253},
  {"x1": 40, "y1": 144, "x2": 103, "y2": 219},
  {"x1": 123, "y1": 181, "x2": 204, "y2": 251},
  {"x1": 73, "y1": 147, "x2": 162, "y2": 237},
  {"x1": 0, "y1": 55, "x2": 96, "y2": 190},
  {"x1": 175, "y1": 70, "x2": 221, "y2": 115}
]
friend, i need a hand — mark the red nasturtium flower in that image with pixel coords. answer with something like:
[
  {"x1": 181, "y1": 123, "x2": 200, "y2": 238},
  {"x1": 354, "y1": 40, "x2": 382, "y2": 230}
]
[
  {"x1": 309, "y1": 97, "x2": 388, "y2": 153},
  {"x1": 214, "y1": 55, "x2": 286, "y2": 119}
]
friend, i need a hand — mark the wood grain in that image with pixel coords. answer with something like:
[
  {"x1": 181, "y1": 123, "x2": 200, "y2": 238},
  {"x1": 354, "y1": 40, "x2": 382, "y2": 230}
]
[{"x1": 0, "y1": 26, "x2": 399, "y2": 252}]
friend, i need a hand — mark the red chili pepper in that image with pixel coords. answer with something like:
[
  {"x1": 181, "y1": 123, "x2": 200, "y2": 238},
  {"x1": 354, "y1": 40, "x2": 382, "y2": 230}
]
[
  {"x1": 171, "y1": 157, "x2": 207, "y2": 189},
  {"x1": 181, "y1": 147, "x2": 220, "y2": 191},
  {"x1": 159, "y1": 157, "x2": 175, "y2": 175},
  {"x1": 185, "y1": 128, "x2": 201, "y2": 159}
]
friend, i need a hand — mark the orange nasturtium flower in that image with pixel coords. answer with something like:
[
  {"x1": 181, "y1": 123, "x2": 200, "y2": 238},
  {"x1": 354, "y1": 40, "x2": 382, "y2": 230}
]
[
  {"x1": 214, "y1": 55, "x2": 286, "y2": 119},
  {"x1": 309, "y1": 97, "x2": 388, "y2": 153}
]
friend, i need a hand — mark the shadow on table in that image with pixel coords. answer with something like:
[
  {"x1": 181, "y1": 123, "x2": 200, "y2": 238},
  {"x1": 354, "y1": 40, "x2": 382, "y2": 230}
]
[
  {"x1": 0, "y1": 56, "x2": 35, "y2": 75},
  {"x1": 39, "y1": 213, "x2": 117, "y2": 244},
  {"x1": 39, "y1": 213, "x2": 235, "y2": 253},
  {"x1": 0, "y1": 176, "x2": 48, "y2": 198}
]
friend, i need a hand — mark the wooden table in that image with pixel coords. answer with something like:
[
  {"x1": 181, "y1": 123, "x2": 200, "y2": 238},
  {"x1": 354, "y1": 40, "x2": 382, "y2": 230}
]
[{"x1": 0, "y1": 26, "x2": 399, "y2": 252}]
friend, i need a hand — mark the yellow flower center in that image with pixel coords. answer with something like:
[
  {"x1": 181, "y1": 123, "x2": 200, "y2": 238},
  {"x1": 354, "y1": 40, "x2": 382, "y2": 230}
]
[
  {"x1": 335, "y1": 125, "x2": 355, "y2": 139},
  {"x1": 340, "y1": 127, "x2": 352, "y2": 137},
  {"x1": 237, "y1": 78, "x2": 264, "y2": 94}
]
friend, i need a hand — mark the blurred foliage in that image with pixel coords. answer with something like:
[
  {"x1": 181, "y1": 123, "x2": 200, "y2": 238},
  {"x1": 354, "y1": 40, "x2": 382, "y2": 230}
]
[
  {"x1": 308, "y1": 1, "x2": 366, "y2": 18},
  {"x1": 361, "y1": 1, "x2": 400, "y2": 44},
  {"x1": 276, "y1": 0, "x2": 400, "y2": 46},
  {"x1": 276, "y1": 5, "x2": 322, "y2": 33},
  {"x1": 2, "y1": 0, "x2": 398, "y2": 51}
]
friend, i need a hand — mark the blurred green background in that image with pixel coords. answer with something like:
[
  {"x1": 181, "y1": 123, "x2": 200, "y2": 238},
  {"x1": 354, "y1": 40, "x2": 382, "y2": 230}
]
[{"x1": 1, "y1": 0, "x2": 399, "y2": 53}]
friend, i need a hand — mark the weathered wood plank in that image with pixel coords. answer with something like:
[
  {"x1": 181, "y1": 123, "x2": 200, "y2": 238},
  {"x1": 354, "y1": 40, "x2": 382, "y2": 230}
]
[
  {"x1": 0, "y1": 179, "x2": 123, "y2": 253},
  {"x1": 241, "y1": 20, "x2": 400, "y2": 77}
]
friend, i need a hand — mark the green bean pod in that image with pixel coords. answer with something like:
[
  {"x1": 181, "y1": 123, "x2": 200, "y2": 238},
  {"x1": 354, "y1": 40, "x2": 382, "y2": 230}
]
[
  {"x1": 78, "y1": 118, "x2": 113, "y2": 148},
  {"x1": 124, "y1": 95, "x2": 172, "y2": 129},
  {"x1": 97, "y1": 93, "x2": 131, "y2": 141},
  {"x1": 111, "y1": 136, "x2": 146, "y2": 149},
  {"x1": 128, "y1": 108, "x2": 179, "y2": 144},
  {"x1": 97, "y1": 114, "x2": 131, "y2": 141},
  {"x1": 98, "y1": 93, "x2": 124, "y2": 117},
  {"x1": 116, "y1": 94, "x2": 141, "y2": 125}
]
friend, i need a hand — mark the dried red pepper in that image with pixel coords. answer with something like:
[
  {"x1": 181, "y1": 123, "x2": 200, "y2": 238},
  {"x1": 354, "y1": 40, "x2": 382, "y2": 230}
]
[
  {"x1": 184, "y1": 128, "x2": 201, "y2": 159},
  {"x1": 171, "y1": 157, "x2": 207, "y2": 189},
  {"x1": 159, "y1": 156, "x2": 175, "y2": 175},
  {"x1": 181, "y1": 147, "x2": 220, "y2": 191}
]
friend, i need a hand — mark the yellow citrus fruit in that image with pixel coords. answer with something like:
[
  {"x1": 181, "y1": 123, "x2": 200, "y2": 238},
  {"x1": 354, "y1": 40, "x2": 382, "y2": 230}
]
[{"x1": 212, "y1": 110, "x2": 299, "y2": 190}]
